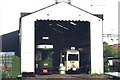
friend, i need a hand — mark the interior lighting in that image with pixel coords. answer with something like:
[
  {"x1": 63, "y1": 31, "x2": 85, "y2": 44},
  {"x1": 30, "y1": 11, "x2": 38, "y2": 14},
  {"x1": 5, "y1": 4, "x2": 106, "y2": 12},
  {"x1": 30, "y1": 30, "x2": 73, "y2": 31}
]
[
  {"x1": 70, "y1": 22, "x2": 77, "y2": 26},
  {"x1": 52, "y1": 28, "x2": 63, "y2": 34},
  {"x1": 57, "y1": 24, "x2": 69, "y2": 30}
]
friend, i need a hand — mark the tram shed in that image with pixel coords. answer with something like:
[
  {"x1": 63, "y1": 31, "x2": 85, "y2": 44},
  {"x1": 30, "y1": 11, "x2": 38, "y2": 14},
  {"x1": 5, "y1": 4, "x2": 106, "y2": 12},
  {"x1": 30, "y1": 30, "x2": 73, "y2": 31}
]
[{"x1": 20, "y1": 1, "x2": 104, "y2": 75}]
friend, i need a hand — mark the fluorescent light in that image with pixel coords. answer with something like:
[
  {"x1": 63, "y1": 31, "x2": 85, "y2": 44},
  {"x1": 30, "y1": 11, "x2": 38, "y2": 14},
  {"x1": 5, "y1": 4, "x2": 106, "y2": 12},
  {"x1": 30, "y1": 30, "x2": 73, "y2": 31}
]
[
  {"x1": 70, "y1": 22, "x2": 77, "y2": 26},
  {"x1": 57, "y1": 24, "x2": 69, "y2": 30},
  {"x1": 52, "y1": 28, "x2": 63, "y2": 33}
]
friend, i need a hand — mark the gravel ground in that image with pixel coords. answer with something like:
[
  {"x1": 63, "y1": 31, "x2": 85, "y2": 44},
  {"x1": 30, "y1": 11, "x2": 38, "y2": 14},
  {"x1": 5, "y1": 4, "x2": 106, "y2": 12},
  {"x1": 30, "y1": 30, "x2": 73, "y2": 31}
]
[{"x1": 21, "y1": 74, "x2": 113, "y2": 80}]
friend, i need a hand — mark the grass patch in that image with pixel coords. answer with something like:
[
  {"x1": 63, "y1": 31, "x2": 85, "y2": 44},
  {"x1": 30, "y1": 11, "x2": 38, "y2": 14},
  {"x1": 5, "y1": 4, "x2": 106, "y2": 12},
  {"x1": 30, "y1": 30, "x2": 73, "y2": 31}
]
[{"x1": 90, "y1": 73, "x2": 110, "y2": 79}]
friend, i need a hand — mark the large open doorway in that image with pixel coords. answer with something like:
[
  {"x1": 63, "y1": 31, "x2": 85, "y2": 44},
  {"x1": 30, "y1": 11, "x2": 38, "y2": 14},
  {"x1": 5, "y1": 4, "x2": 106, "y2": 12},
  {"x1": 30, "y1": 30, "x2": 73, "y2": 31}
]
[{"x1": 35, "y1": 20, "x2": 91, "y2": 74}]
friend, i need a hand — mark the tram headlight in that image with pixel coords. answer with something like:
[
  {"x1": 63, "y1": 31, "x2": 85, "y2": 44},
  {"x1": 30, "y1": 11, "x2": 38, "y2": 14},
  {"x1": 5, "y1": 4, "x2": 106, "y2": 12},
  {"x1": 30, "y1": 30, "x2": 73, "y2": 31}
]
[{"x1": 44, "y1": 63, "x2": 48, "y2": 66}]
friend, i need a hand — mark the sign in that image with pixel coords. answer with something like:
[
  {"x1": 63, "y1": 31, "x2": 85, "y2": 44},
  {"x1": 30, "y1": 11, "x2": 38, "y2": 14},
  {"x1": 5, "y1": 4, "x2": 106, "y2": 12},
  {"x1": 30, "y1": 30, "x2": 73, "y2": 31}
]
[
  {"x1": 42, "y1": 37, "x2": 49, "y2": 40},
  {"x1": 37, "y1": 44, "x2": 53, "y2": 49}
]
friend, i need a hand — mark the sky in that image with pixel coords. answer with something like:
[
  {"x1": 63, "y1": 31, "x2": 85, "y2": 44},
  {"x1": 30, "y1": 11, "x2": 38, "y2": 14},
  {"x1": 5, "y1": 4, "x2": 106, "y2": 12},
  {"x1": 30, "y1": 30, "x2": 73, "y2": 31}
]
[{"x1": 0, "y1": 0, "x2": 120, "y2": 35}]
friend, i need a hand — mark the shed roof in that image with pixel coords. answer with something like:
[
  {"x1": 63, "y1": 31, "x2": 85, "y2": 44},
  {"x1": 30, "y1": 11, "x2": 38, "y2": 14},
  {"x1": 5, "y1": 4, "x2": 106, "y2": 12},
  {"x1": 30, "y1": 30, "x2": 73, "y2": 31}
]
[{"x1": 21, "y1": 2, "x2": 103, "y2": 20}]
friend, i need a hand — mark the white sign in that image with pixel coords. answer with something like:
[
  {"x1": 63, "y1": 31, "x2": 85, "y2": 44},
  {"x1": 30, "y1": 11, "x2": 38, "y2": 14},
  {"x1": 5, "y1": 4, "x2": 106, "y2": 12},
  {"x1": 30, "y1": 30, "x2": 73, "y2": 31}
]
[
  {"x1": 37, "y1": 44, "x2": 53, "y2": 49},
  {"x1": 42, "y1": 37, "x2": 49, "y2": 40}
]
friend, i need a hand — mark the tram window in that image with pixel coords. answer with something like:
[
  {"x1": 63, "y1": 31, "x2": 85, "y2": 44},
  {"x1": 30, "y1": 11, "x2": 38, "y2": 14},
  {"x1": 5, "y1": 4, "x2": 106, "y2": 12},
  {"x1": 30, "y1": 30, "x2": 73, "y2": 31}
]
[
  {"x1": 68, "y1": 54, "x2": 78, "y2": 61},
  {"x1": 41, "y1": 50, "x2": 52, "y2": 60}
]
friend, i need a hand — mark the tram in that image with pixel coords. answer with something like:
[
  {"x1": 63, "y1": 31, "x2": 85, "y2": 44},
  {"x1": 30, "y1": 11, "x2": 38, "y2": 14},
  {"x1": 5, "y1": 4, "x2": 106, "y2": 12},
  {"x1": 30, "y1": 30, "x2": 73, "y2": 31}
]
[
  {"x1": 35, "y1": 44, "x2": 53, "y2": 74},
  {"x1": 63, "y1": 47, "x2": 80, "y2": 72}
]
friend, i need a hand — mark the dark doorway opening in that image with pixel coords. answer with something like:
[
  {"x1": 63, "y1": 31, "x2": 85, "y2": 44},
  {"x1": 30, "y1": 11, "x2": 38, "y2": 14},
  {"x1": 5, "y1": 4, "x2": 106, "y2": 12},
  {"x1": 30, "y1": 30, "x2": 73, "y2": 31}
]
[{"x1": 35, "y1": 20, "x2": 91, "y2": 74}]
